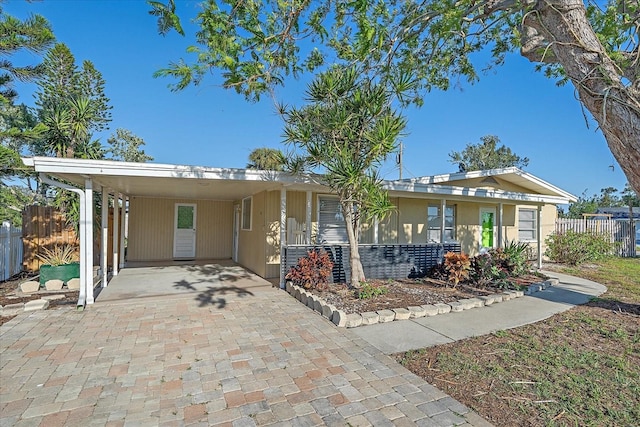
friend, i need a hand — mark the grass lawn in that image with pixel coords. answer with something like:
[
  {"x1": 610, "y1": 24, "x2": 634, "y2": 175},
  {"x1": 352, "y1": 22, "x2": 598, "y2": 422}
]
[{"x1": 396, "y1": 258, "x2": 640, "y2": 427}]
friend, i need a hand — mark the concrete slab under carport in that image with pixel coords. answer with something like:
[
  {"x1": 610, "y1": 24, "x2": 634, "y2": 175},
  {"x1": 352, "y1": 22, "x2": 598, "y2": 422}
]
[{"x1": 95, "y1": 259, "x2": 274, "y2": 306}]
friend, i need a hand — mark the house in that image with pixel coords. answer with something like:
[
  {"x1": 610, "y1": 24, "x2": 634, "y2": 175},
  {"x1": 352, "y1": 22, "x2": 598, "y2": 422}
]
[
  {"x1": 594, "y1": 206, "x2": 640, "y2": 220},
  {"x1": 22, "y1": 157, "x2": 576, "y2": 306}
]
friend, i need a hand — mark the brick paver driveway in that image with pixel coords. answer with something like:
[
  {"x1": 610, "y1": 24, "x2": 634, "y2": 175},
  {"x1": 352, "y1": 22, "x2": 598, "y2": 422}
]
[{"x1": 1, "y1": 264, "x2": 490, "y2": 426}]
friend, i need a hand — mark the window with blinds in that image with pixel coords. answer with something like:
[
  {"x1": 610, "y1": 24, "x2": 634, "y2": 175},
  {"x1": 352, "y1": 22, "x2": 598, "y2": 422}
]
[
  {"x1": 518, "y1": 208, "x2": 537, "y2": 241},
  {"x1": 318, "y1": 196, "x2": 348, "y2": 243},
  {"x1": 427, "y1": 204, "x2": 456, "y2": 242}
]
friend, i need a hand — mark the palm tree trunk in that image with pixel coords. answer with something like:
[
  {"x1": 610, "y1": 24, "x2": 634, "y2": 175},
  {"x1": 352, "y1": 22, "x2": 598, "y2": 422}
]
[{"x1": 343, "y1": 203, "x2": 366, "y2": 285}]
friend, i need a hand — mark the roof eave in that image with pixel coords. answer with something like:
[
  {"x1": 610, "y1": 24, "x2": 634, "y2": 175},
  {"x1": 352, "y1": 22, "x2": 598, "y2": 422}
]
[{"x1": 385, "y1": 181, "x2": 574, "y2": 204}]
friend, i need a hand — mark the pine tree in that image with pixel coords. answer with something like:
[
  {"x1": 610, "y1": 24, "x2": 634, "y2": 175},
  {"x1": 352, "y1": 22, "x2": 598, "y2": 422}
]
[{"x1": 35, "y1": 43, "x2": 112, "y2": 157}]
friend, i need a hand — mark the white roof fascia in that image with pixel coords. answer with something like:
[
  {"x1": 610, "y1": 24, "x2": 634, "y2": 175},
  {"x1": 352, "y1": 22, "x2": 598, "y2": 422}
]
[
  {"x1": 403, "y1": 167, "x2": 519, "y2": 184},
  {"x1": 22, "y1": 157, "x2": 321, "y2": 186},
  {"x1": 510, "y1": 169, "x2": 577, "y2": 202},
  {"x1": 401, "y1": 167, "x2": 577, "y2": 202},
  {"x1": 384, "y1": 181, "x2": 574, "y2": 204}
]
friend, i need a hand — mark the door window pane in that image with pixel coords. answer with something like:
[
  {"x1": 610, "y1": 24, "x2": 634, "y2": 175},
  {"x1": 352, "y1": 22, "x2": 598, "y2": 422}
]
[
  {"x1": 177, "y1": 206, "x2": 194, "y2": 229},
  {"x1": 481, "y1": 212, "x2": 494, "y2": 247}
]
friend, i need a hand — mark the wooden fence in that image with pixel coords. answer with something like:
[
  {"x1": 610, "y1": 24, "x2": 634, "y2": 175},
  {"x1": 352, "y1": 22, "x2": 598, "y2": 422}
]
[
  {"x1": 22, "y1": 205, "x2": 79, "y2": 271},
  {"x1": 555, "y1": 218, "x2": 637, "y2": 257},
  {"x1": 22, "y1": 205, "x2": 122, "y2": 272},
  {"x1": 1, "y1": 221, "x2": 23, "y2": 281}
]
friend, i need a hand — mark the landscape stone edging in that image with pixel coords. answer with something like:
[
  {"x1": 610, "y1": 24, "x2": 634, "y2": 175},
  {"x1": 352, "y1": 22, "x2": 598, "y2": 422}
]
[
  {"x1": 0, "y1": 297, "x2": 57, "y2": 317},
  {"x1": 285, "y1": 279, "x2": 554, "y2": 328}
]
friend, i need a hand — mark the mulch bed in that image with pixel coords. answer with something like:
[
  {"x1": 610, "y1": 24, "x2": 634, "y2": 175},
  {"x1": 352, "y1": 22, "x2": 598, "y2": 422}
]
[{"x1": 307, "y1": 275, "x2": 546, "y2": 315}]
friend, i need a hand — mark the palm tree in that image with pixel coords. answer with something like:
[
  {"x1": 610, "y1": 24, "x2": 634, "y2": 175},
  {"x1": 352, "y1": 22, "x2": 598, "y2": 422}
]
[
  {"x1": 246, "y1": 147, "x2": 286, "y2": 171},
  {"x1": 281, "y1": 66, "x2": 406, "y2": 285},
  {"x1": 42, "y1": 96, "x2": 95, "y2": 157}
]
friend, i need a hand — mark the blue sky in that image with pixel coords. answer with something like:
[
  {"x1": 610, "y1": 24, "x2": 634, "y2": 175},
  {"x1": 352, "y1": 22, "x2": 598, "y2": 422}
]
[{"x1": 6, "y1": 0, "x2": 631, "y2": 199}]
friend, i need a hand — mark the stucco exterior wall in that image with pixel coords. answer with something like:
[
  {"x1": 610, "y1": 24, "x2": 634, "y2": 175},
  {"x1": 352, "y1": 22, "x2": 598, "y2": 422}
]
[
  {"x1": 378, "y1": 198, "x2": 399, "y2": 244},
  {"x1": 127, "y1": 197, "x2": 233, "y2": 262},
  {"x1": 397, "y1": 198, "x2": 428, "y2": 244}
]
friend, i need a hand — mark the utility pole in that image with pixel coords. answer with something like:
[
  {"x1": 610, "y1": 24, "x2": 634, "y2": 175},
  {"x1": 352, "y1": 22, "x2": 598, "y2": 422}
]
[{"x1": 397, "y1": 143, "x2": 403, "y2": 180}]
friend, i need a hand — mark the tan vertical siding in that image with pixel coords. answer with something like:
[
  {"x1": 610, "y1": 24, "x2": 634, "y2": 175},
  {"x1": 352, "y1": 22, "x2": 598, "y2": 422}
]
[
  {"x1": 127, "y1": 197, "x2": 233, "y2": 262},
  {"x1": 196, "y1": 200, "x2": 233, "y2": 258},
  {"x1": 238, "y1": 192, "x2": 266, "y2": 276},
  {"x1": 128, "y1": 197, "x2": 174, "y2": 261},
  {"x1": 286, "y1": 191, "x2": 308, "y2": 224}
]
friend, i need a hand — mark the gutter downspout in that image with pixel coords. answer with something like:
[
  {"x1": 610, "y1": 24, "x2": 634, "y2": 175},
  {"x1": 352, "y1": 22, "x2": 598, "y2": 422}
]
[{"x1": 39, "y1": 173, "x2": 89, "y2": 309}]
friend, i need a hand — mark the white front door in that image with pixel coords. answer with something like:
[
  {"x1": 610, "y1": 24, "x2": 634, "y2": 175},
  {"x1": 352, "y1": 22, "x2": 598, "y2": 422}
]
[
  {"x1": 479, "y1": 207, "x2": 496, "y2": 250},
  {"x1": 174, "y1": 203, "x2": 196, "y2": 259}
]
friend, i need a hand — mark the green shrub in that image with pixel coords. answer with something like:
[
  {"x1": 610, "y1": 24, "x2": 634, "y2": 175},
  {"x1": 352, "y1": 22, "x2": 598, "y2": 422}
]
[
  {"x1": 501, "y1": 240, "x2": 533, "y2": 276},
  {"x1": 469, "y1": 252, "x2": 510, "y2": 289},
  {"x1": 285, "y1": 249, "x2": 334, "y2": 291},
  {"x1": 545, "y1": 231, "x2": 616, "y2": 265},
  {"x1": 356, "y1": 282, "x2": 388, "y2": 299}
]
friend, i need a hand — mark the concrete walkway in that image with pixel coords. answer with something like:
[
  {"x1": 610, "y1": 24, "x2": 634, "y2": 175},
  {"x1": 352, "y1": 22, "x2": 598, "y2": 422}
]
[
  {"x1": 351, "y1": 271, "x2": 607, "y2": 354},
  {"x1": 1, "y1": 266, "x2": 492, "y2": 427}
]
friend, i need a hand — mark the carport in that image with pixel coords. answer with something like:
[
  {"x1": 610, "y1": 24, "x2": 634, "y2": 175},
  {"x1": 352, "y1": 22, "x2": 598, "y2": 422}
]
[{"x1": 22, "y1": 157, "x2": 327, "y2": 308}]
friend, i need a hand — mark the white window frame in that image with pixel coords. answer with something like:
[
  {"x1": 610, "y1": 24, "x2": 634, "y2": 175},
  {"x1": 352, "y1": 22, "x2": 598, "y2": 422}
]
[
  {"x1": 518, "y1": 207, "x2": 537, "y2": 242},
  {"x1": 427, "y1": 204, "x2": 456, "y2": 243},
  {"x1": 241, "y1": 196, "x2": 252, "y2": 231}
]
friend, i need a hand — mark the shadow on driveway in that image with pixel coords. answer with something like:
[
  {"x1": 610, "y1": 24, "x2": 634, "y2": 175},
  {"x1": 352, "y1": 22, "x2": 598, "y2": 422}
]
[{"x1": 95, "y1": 261, "x2": 273, "y2": 308}]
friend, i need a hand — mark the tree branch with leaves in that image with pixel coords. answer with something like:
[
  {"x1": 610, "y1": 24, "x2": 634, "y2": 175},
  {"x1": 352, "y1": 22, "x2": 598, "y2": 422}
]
[{"x1": 148, "y1": 0, "x2": 640, "y2": 195}]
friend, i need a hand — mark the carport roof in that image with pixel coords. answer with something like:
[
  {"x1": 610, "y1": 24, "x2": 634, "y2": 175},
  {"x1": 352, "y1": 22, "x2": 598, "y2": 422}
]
[
  {"x1": 22, "y1": 157, "x2": 329, "y2": 200},
  {"x1": 22, "y1": 157, "x2": 576, "y2": 204}
]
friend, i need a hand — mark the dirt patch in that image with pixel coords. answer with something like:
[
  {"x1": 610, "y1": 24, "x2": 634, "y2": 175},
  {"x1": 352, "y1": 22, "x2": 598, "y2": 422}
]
[
  {"x1": 395, "y1": 305, "x2": 640, "y2": 426},
  {"x1": 0, "y1": 273, "x2": 78, "y2": 326}
]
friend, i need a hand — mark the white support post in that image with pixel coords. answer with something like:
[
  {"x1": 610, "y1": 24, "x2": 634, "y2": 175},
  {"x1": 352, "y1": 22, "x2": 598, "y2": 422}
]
[
  {"x1": 112, "y1": 193, "x2": 119, "y2": 276},
  {"x1": 537, "y1": 206, "x2": 543, "y2": 269},
  {"x1": 305, "y1": 191, "x2": 312, "y2": 244},
  {"x1": 373, "y1": 217, "x2": 379, "y2": 244},
  {"x1": 440, "y1": 199, "x2": 446, "y2": 243},
  {"x1": 119, "y1": 196, "x2": 126, "y2": 268},
  {"x1": 498, "y1": 203, "x2": 504, "y2": 249},
  {"x1": 280, "y1": 187, "x2": 287, "y2": 289},
  {"x1": 78, "y1": 189, "x2": 87, "y2": 307},
  {"x1": 85, "y1": 179, "x2": 94, "y2": 305},
  {"x1": 101, "y1": 189, "x2": 109, "y2": 287}
]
